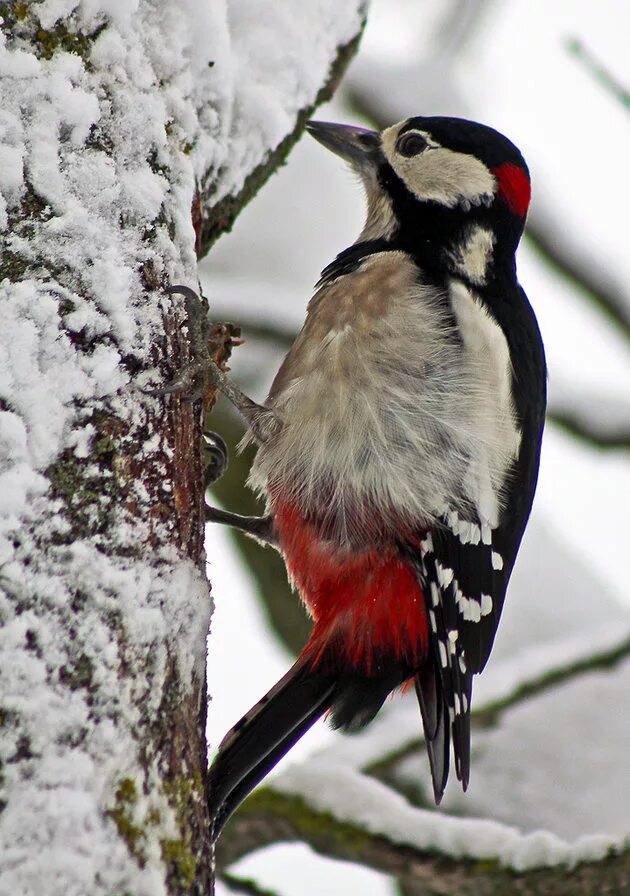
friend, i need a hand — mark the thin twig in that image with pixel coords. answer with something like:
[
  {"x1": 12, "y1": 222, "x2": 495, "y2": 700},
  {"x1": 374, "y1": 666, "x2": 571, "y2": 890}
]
[
  {"x1": 566, "y1": 37, "x2": 630, "y2": 110},
  {"x1": 525, "y1": 219, "x2": 630, "y2": 341}
]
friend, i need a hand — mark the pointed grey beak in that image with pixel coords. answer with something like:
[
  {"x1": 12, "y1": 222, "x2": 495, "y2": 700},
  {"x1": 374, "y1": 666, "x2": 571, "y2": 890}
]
[{"x1": 306, "y1": 121, "x2": 381, "y2": 169}]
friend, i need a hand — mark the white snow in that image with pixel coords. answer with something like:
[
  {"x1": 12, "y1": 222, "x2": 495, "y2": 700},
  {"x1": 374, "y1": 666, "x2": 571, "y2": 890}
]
[
  {"x1": 229, "y1": 842, "x2": 397, "y2": 896},
  {"x1": 274, "y1": 760, "x2": 624, "y2": 872}
]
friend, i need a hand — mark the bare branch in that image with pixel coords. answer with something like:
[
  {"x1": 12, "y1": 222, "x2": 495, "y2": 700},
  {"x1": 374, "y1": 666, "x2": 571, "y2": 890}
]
[
  {"x1": 547, "y1": 398, "x2": 630, "y2": 450},
  {"x1": 566, "y1": 37, "x2": 630, "y2": 110},
  {"x1": 524, "y1": 220, "x2": 630, "y2": 341}
]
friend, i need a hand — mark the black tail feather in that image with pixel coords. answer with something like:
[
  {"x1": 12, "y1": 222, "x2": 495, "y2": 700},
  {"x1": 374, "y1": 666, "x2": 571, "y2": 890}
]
[
  {"x1": 414, "y1": 660, "x2": 450, "y2": 804},
  {"x1": 208, "y1": 659, "x2": 336, "y2": 841},
  {"x1": 451, "y1": 674, "x2": 472, "y2": 790}
]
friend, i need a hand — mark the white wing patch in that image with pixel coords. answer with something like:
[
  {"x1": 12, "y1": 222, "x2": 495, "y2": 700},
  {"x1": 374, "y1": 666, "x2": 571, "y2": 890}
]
[{"x1": 449, "y1": 279, "x2": 521, "y2": 528}]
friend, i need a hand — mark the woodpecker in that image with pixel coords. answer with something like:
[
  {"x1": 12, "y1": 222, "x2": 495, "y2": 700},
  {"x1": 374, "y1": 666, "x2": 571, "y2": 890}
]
[{"x1": 202, "y1": 116, "x2": 546, "y2": 840}]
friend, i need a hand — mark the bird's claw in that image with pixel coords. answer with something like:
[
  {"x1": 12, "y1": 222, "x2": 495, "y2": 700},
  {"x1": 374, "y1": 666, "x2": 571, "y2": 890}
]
[
  {"x1": 204, "y1": 430, "x2": 229, "y2": 487},
  {"x1": 144, "y1": 285, "x2": 227, "y2": 402}
]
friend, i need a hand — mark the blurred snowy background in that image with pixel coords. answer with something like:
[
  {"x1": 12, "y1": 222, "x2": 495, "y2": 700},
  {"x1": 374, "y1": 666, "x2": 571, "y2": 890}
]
[{"x1": 201, "y1": 1, "x2": 630, "y2": 892}]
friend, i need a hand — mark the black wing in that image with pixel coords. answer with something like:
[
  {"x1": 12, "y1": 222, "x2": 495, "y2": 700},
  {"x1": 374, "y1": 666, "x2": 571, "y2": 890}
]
[
  {"x1": 412, "y1": 281, "x2": 547, "y2": 798},
  {"x1": 410, "y1": 495, "x2": 525, "y2": 797}
]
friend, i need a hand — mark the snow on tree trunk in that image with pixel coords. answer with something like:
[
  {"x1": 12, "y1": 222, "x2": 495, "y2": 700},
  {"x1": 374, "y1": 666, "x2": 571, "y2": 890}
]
[{"x1": 0, "y1": 2, "x2": 365, "y2": 894}]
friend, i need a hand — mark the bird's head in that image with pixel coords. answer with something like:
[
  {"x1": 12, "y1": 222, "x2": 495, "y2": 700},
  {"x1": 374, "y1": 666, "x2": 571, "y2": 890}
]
[{"x1": 306, "y1": 117, "x2": 530, "y2": 282}]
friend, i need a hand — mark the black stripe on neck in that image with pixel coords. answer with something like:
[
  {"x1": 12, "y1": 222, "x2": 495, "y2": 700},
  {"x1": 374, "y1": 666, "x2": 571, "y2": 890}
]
[{"x1": 316, "y1": 239, "x2": 396, "y2": 288}]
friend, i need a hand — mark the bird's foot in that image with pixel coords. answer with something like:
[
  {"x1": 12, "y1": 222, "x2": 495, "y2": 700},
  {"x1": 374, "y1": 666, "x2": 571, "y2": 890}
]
[
  {"x1": 149, "y1": 285, "x2": 281, "y2": 444},
  {"x1": 143, "y1": 285, "x2": 232, "y2": 403},
  {"x1": 203, "y1": 431, "x2": 229, "y2": 488}
]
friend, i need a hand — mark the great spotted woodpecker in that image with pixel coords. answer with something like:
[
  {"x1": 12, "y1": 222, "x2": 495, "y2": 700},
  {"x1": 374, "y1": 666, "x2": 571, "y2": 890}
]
[{"x1": 202, "y1": 116, "x2": 546, "y2": 840}]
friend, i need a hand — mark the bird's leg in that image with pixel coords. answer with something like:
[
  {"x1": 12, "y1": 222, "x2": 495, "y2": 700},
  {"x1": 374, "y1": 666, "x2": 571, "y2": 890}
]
[
  {"x1": 203, "y1": 361, "x2": 280, "y2": 445},
  {"x1": 204, "y1": 505, "x2": 277, "y2": 548},
  {"x1": 203, "y1": 431, "x2": 277, "y2": 548},
  {"x1": 150, "y1": 285, "x2": 282, "y2": 444}
]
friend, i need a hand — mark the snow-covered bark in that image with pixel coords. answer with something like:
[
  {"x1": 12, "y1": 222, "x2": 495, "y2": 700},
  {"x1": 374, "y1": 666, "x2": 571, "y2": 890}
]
[{"x1": 0, "y1": 2, "x2": 365, "y2": 894}]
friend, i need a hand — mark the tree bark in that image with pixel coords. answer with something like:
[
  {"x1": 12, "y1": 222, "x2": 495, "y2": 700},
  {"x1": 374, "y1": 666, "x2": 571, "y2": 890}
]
[{"x1": 0, "y1": 3, "x2": 364, "y2": 894}]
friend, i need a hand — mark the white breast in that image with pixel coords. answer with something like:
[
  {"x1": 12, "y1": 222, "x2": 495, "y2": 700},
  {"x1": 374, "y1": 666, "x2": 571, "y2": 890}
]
[{"x1": 249, "y1": 253, "x2": 520, "y2": 541}]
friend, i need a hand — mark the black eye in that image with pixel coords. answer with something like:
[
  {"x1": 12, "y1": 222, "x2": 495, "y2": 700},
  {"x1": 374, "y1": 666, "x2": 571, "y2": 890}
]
[{"x1": 396, "y1": 132, "x2": 428, "y2": 157}]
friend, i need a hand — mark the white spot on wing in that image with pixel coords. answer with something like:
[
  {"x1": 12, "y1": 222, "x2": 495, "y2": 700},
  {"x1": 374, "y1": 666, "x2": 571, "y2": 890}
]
[
  {"x1": 447, "y1": 509, "x2": 481, "y2": 545},
  {"x1": 481, "y1": 593, "x2": 493, "y2": 616},
  {"x1": 436, "y1": 562, "x2": 454, "y2": 588},
  {"x1": 492, "y1": 550, "x2": 504, "y2": 570},
  {"x1": 438, "y1": 640, "x2": 448, "y2": 668}
]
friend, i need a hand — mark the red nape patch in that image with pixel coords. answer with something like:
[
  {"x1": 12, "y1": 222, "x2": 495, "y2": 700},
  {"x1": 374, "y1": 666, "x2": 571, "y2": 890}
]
[
  {"x1": 274, "y1": 500, "x2": 428, "y2": 675},
  {"x1": 491, "y1": 162, "x2": 531, "y2": 217}
]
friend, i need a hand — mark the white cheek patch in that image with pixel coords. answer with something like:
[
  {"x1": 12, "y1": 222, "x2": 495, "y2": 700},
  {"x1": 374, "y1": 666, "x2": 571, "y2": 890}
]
[{"x1": 381, "y1": 124, "x2": 496, "y2": 209}]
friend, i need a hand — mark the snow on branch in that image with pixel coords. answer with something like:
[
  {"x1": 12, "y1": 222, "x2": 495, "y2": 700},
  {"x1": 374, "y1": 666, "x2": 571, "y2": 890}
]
[
  {"x1": 334, "y1": 618, "x2": 630, "y2": 777},
  {"x1": 217, "y1": 784, "x2": 630, "y2": 895},
  {"x1": 215, "y1": 620, "x2": 630, "y2": 891},
  {"x1": 196, "y1": 4, "x2": 367, "y2": 254}
]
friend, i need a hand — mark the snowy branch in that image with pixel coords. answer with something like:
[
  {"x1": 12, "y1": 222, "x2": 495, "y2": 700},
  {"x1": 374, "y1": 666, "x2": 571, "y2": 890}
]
[
  {"x1": 199, "y1": 27, "x2": 366, "y2": 256},
  {"x1": 217, "y1": 786, "x2": 630, "y2": 896},
  {"x1": 215, "y1": 622, "x2": 630, "y2": 892}
]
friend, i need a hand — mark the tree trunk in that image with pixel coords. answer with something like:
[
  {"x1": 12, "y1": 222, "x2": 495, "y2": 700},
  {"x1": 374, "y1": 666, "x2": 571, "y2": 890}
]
[{"x1": 0, "y1": 3, "x2": 364, "y2": 893}]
